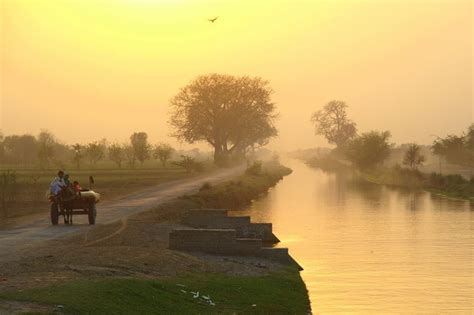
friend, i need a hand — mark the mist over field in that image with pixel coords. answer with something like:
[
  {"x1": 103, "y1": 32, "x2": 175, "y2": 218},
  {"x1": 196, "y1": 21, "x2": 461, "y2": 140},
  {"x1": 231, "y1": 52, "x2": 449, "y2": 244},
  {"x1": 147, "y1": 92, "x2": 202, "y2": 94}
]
[{"x1": 1, "y1": 0, "x2": 472, "y2": 150}]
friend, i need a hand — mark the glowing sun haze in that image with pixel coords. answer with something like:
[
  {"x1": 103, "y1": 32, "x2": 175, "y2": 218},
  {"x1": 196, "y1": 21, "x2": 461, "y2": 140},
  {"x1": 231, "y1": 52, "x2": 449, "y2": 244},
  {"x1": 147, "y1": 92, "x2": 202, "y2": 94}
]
[{"x1": 1, "y1": 0, "x2": 472, "y2": 150}]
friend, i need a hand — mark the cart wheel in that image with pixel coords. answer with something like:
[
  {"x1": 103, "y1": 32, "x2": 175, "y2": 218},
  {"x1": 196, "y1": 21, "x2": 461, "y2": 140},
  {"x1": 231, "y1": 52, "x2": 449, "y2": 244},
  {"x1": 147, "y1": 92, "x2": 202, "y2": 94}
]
[
  {"x1": 50, "y1": 203, "x2": 59, "y2": 225},
  {"x1": 88, "y1": 203, "x2": 97, "y2": 225}
]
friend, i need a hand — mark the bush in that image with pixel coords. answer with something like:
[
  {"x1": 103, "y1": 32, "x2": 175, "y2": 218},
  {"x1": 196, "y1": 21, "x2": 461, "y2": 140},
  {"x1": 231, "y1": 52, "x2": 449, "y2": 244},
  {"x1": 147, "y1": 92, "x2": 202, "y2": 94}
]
[
  {"x1": 173, "y1": 155, "x2": 204, "y2": 173},
  {"x1": 426, "y1": 172, "x2": 473, "y2": 198},
  {"x1": 245, "y1": 161, "x2": 263, "y2": 176}
]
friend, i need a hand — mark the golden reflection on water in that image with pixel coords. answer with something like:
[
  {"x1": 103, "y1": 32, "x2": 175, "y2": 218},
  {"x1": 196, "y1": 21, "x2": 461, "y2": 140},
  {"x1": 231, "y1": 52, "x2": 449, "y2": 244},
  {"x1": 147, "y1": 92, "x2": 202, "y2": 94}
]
[{"x1": 230, "y1": 160, "x2": 473, "y2": 313}]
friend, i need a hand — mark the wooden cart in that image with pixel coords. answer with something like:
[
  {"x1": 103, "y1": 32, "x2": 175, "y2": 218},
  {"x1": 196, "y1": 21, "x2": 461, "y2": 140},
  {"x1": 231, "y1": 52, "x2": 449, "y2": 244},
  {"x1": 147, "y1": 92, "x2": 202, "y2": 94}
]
[{"x1": 49, "y1": 190, "x2": 100, "y2": 225}]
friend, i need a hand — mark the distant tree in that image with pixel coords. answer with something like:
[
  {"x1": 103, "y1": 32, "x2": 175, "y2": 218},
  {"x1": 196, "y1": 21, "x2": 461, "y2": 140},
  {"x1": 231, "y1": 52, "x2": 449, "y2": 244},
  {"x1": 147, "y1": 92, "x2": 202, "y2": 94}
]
[
  {"x1": 170, "y1": 74, "x2": 278, "y2": 166},
  {"x1": 432, "y1": 125, "x2": 473, "y2": 168},
  {"x1": 130, "y1": 132, "x2": 150, "y2": 166},
  {"x1": 85, "y1": 142, "x2": 104, "y2": 167},
  {"x1": 403, "y1": 144, "x2": 426, "y2": 171},
  {"x1": 311, "y1": 100, "x2": 357, "y2": 148},
  {"x1": 0, "y1": 170, "x2": 17, "y2": 218},
  {"x1": 71, "y1": 144, "x2": 83, "y2": 169},
  {"x1": 465, "y1": 124, "x2": 474, "y2": 169},
  {"x1": 3, "y1": 134, "x2": 38, "y2": 165},
  {"x1": 153, "y1": 143, "x2": 175, "y2": 168},
  {"x1": 108, "y1": 143, "x2": 124, "y2": 168},
  {"x1": 123, "y1": 144, "x2": 136, "y2": 167},
  {"x1": 465, "y1": 124, "x2": 474, "y2": 151},
  {"x1": 345, "y1": 131, "x2": 392, "y2": 169},
  {"x1": 0, "y1": 131, "x2": 4, "y2": 164},
  {"x1": 37, "y1": 130, "x2": 56, "y2": 168}
]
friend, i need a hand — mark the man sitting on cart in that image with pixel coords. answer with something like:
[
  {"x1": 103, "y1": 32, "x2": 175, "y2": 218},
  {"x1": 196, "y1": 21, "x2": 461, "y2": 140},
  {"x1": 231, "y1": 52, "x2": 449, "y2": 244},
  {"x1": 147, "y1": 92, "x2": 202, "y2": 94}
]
[{"x1": 50, "y1": 170, "x2": 66, "y2": 196}]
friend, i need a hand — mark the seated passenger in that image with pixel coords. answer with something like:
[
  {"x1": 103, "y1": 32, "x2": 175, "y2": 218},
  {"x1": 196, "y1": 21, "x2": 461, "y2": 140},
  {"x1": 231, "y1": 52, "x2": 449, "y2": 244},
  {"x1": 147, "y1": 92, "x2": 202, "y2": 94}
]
[
  {"x1": 50, "y1": 170, "x2": 66, "y2": 195},
  {"x1": 72, "y1": 181, "x2": 82, "y2": 192}
]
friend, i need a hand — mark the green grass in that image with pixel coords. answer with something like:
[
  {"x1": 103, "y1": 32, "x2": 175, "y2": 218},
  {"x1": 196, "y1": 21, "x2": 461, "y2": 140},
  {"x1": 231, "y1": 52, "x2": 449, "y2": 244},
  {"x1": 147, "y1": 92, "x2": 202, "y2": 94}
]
[{"x1": 0, "y1": 269, "x2": 310, "y2": 314}]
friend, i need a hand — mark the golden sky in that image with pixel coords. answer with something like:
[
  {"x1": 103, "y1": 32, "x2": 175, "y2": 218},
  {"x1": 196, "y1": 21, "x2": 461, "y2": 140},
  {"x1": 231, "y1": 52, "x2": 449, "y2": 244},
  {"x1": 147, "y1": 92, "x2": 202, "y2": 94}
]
[{"x1": 1, "y1": 0, "x2": 472, "y2": 150}]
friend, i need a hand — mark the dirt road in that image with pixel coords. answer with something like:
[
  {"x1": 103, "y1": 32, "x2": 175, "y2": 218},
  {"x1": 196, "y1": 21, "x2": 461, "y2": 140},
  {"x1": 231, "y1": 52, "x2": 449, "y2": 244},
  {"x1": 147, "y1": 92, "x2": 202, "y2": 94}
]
[{"x1": 0, "y1": 166, "x2": 244, "y2": 262}]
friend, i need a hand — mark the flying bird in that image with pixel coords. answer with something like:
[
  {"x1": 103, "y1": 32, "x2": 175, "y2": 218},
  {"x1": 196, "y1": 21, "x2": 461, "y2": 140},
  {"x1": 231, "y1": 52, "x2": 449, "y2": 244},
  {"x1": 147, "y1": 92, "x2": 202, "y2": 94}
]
[{"x1": 208, "y1": 17, "x2": 218, "y2": 23}]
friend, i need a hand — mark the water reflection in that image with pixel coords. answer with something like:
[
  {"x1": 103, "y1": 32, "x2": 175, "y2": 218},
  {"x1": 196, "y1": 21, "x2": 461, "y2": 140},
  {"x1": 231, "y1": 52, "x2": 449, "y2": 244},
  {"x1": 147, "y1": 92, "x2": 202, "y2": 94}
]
[{"x1": 230, "y1": 159, "x2": 473, "y2": 313}]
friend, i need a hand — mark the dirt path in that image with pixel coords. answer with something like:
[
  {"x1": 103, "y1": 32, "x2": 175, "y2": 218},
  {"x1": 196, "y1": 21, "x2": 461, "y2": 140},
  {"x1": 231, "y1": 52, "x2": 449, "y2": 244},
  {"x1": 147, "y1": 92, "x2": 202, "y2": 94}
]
[{"x1": 0, "y1": 166, "x2": 244, "y2": 263}]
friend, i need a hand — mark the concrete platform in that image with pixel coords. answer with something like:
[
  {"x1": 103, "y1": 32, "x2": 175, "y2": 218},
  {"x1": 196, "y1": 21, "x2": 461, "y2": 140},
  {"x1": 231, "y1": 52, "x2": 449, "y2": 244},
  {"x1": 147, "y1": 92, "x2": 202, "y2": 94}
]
[
  {"x1": 182, "y1": 209, "x2": 280, "y2": 244},
  {"x1": 169, "y1": 228, "x2": 302, "y2": 270}
]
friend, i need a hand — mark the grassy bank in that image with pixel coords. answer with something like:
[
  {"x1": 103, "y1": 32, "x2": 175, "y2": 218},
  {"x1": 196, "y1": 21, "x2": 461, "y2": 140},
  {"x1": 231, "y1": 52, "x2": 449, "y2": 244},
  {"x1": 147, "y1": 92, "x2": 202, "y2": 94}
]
[
  {"x1": 307, "y1": 156, "x2": 474, "y2": 200},
  {"x1": 0, "y1": 268, "x2": 308, "y2": 314},
  {"x1": 143, "y1": 161, "x2": 293, "y2": 222}
]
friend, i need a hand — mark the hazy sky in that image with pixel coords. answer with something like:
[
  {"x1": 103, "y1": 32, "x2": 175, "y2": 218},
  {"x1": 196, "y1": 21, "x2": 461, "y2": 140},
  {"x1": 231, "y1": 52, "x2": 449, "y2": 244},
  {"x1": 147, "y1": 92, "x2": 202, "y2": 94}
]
[{"x1": 1, "y1": 0, "x2": 472, "y2": 150}]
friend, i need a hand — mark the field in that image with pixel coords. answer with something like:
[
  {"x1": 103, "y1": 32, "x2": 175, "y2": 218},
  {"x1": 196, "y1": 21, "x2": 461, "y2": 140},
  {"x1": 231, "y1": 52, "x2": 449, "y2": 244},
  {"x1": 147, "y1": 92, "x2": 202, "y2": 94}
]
[{"x1": 0, "y1": 160, "x2": 213, "y2": 220}]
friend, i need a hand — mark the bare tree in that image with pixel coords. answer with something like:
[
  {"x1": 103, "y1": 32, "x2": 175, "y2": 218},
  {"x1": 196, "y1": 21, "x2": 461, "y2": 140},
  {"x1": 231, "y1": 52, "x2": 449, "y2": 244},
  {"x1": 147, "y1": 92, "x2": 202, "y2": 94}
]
[
  {"x1": 403, "y1": 144, "x2": 426, "y2": 171},
  {"x1": 170, "y1": 74, "x2": 278, "y2": 166},
  {"x1": 153, "y1": 143, "x2": 175, "y2": 168},
  {"x1": 71, "y1": 144, "x2": 83, "y2": 169},
  {"x1": 37, "y1": 130, "x2": 56, "y2": 168},
  {"x1": 85, "y1": 142, "x2": 105, "y2": 167},
  {"x1": 123, "y1": 144, "x2": 136, "y2": 167},
  {"x1": 109, "y1": 143, "x2": 124, "y2": 168},
  {"x1": 311, "y1": 100, "x2": 357, "y2": 148}
]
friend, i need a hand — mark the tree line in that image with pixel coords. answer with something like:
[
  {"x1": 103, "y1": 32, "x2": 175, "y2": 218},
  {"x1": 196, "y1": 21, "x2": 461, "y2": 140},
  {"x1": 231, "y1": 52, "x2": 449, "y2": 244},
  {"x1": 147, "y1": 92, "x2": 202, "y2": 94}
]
[
  {"x1": 1, "y1": 73, "x2": 278, "y2": 169},
  {"x1": 0, "y1": 130, "x2": 176, "y2": 169},
  {"x1": 311, "y1": 100, "x2": 473, "y2": 172}
]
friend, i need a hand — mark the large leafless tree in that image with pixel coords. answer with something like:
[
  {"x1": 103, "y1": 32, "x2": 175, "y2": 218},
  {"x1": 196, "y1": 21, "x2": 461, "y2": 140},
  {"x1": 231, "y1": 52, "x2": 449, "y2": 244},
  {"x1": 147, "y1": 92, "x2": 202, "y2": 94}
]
[
  {"x1": 170, "y1": 74, "x2": 278, "y2": 165},
  {"x1": 311, "y1": 100, "x2": 357, "y2": 148}
]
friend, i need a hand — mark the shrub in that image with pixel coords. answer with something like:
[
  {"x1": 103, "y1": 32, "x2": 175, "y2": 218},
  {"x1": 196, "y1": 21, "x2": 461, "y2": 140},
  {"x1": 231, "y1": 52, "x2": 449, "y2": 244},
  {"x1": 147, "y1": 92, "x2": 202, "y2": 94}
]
[
  {"x1": 245, "y1": 161, "x2": 263, "y2": 176},
  {"x1": 173, "y1": 155, "x2": 204, "y2": 173}
]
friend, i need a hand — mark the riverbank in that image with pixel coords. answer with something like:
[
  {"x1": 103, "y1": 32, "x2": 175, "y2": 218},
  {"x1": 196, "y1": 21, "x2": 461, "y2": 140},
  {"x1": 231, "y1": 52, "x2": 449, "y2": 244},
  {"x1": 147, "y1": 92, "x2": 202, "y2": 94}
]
[
  {"x1": 0, "y1": 162, "x2": 309, "y2": 314},
  {"x1": 305, "y1": 157, "x2": 474, "y2": 200}
]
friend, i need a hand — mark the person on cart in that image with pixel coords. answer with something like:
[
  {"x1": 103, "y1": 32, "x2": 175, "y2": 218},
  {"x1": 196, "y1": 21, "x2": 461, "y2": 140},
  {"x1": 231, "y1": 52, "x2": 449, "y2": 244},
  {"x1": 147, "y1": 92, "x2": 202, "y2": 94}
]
[
  {"x1": 72, "y1": 180, "x2": 82, "y2": 192},
  {"x1": 50, "y1": 170, "x2": 66, "y2": 196}
]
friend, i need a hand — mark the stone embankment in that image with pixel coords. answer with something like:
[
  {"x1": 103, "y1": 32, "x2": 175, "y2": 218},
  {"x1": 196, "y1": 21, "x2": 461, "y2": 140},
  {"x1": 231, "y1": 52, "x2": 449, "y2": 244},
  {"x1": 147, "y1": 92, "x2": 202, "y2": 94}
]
[{"x1": 169, "y1": 209, "x2": 302, "y2": 270}]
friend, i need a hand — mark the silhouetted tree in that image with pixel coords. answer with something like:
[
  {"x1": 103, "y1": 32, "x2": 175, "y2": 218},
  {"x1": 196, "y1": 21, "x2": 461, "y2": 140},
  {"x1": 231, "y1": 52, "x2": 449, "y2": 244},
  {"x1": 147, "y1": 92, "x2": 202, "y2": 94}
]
[
  {"x1": 153, "y1": 143, "x2": 174, "y2": 168},
  {"x1": 108, "y1": 143, "x2": 125, "y2": 168},
  {"x1": 432, "y1": 125, "x2": 473, "y2": 168},
  {"x1": 37, "y1": 130, "x2": 56, "y2": 168},
  {"x1": 311, "y1": 100, "x2": 357, "y2": 148},
  {"x1": 123, "y1": 144, "x2": 136, "y2": 167},
  {"x1": 403, "y1": 144, "x2": 426, "y2": 170},
  {"x1": 0, "y1": 131, "x2": 4, "y2": 164},
  {"x1": 170, "y1": 74, "x2": 278, "y2": 166},
  {"x1": 3, "y1": 134, "x2": 38, "y2": 165},
  {"x1": 71, "y1": 144, "x2": 83, "y2": 169},
  {"x1": 345, "y1": 131, "x2": 391, "y2": 169},
  {"x1": 85, "y1": 141, "x2": 105, "y2": 167},
  {"x1": 130, "y1": 132, "x2": 150, "y2": 166}
]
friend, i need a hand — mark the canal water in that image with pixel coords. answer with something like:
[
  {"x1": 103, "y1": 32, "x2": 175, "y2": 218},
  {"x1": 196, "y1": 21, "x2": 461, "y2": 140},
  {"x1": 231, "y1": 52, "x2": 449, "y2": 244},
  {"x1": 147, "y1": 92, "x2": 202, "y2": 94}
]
[{"x1": 230, "y1": 159, "x2": 473, "y2": 313}]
